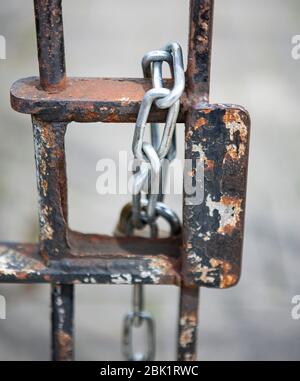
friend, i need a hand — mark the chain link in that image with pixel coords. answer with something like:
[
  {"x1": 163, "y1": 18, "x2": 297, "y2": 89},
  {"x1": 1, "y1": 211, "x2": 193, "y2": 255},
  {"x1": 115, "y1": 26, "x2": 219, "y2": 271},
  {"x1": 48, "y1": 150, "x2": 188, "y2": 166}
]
[{"x1": 120, "y1": 42, "x2": 185, "y2": 361}]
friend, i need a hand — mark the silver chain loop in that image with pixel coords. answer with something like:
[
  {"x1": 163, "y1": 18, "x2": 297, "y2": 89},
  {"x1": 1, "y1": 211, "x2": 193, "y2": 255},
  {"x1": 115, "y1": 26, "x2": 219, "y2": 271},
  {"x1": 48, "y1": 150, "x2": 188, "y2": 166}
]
[{"x1": 132, "y1": 142, "x2": 161, "y2": 226}]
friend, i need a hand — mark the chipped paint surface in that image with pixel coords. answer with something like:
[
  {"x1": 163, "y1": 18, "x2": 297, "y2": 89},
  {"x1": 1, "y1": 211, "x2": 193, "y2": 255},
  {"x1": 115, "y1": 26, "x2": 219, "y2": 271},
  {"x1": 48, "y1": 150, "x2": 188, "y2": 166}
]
[
  {"x1": 178, "y1": 286, "x2": 199, "y2": 361},
  {"x1": 187, "y1": 253, "x2": 218, "y2": 284},
  {"x1": 192, "y1": 142, "x2": 206, "y2": 160},
  {"x1": 82, "y1": 276, "x2": 97, "y2": 284},
  {"x1": 186, "y1": 239, "x2": 241, "y2": 288},
  {"x1": 40, "y1": 205, "x2": 54, "y2": 240},
  {"x1": 0, "y1": 240, "x2": 181, "y2": 285},
  {"x1": 183, "y1": 105, "x2": 250, "y2": 289},
  {"x1": 0, "y1": 245, "x2": 45, "y2": 278},
  {"x1": 206, "y1": 194, "x2": 242, "y2": 235},
  {"x1": 111, "y1": 273, "x2": 132, "y2": 285},
  {"x1": 146, "y1": 256, "x2": 179, "y2": 284},
  {"x1": 189, "y1": 256, "x2": 237, "y2": 288},
  {"x1": 224, "y1": 109, "x2": 248, "y2": 160},
  {"x1": 179, "y1": 315, "x2": 197, "y2": 349}
]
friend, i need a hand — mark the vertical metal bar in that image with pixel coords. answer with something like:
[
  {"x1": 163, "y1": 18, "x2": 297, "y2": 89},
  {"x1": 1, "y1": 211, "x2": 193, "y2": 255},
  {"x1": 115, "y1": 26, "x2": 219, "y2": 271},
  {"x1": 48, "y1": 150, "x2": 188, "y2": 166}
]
[
  {"x1": 34, "y1": 0, "x2": 66, "y2": 91},
  {"x1": 178, "y1": 0, "x2": 214, "y2": 361},
  {"x1": 177, "y1": 286, "x2": 199, "y2": 361},
  {"x1": 32, "y1": 118, "x2": 69, "y2": 261},
  {"x1": 186, "y1": 0, "x2": 214, "y2": 103},
  {"x1": 51, "y1": 284, "x2": 74, "y2": 361},
  {"x1": 32, "y1": 117, "x2": 74, "y2": 361},
  {"x1": 33, "y1": 0, "x2": 74, "y2": 361}
]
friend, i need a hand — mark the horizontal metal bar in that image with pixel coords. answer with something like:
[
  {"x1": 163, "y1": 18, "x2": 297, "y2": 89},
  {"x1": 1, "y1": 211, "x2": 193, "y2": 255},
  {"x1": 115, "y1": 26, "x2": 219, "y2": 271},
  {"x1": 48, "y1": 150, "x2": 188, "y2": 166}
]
[
  {"x1": 11, "y1": 77, "x2": 188, "y2": 123},
  {"x1": 0, "y1": 231, "x2": 181, "y2": 285}
]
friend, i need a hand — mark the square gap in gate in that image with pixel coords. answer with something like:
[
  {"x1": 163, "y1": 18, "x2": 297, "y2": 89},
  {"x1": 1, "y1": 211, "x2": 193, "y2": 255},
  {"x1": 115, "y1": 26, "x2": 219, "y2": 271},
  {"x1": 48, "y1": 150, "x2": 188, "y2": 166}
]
[{"x1": 65, "y1": 122, "x2": 185, "y2": 236}]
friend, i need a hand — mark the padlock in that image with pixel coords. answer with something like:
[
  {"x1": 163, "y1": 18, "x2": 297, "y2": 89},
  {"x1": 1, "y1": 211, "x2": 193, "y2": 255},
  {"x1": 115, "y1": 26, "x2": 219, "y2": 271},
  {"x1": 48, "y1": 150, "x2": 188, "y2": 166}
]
[{"x1": 114, "y1": 201, "x2": 181, "y2": 238}]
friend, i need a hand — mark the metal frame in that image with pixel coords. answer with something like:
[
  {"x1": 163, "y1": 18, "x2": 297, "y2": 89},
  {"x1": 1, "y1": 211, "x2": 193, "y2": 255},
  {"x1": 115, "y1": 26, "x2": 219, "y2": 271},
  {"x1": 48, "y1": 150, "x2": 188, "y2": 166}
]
[{"x1": 0, "y1": 0, "x2": 250, "y2": 361}]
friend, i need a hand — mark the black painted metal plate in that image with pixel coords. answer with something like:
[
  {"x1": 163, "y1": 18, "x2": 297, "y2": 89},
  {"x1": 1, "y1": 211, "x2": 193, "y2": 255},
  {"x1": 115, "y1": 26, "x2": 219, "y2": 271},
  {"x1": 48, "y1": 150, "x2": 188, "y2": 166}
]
[{"x1": 182, "y1": 104, "x2": 250, "y2": 288}]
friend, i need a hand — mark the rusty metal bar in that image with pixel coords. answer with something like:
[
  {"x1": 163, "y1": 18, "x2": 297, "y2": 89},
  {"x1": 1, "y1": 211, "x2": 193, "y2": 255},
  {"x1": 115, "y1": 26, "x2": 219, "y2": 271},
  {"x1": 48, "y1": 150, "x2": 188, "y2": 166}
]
[
  {"x1": 0, "y1": 236, "x2": 181, "y2": 285},
  {"x1": 34, "y1": 0, "x2": 66, "y2": 92},
  {"x1": 51, "y1": 284, "x2": 74, "y2": 361},
  {"x1": 177, "y1": 286, "x2": 199, "y2": 361},
  {"x1": 33, "y1": 0, "x2": 74, "y2": 362},
  {"x1": 32, "y1": 118, "x2": 69, "y2": 262},
  {"x1": 182, "y1": 0, "x2": 249, "y2": 290},
  {"x1": 186, "y1": 0, "x2": 214, "y2": 104},
  {"x1": 11, "y1": 77, "x2": 187, "y2": 123},
  {"x1": 177, "y1": 0, "x2": 214, "y2": 361}
]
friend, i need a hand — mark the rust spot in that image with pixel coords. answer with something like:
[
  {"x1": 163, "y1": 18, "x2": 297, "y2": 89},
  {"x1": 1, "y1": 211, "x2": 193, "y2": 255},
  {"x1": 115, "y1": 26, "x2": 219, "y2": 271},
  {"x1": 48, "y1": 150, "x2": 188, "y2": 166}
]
[
  {"x1": 209, "y1": 258, "x2": 222, "y2": 268},
  {"x1": 40, "y1": 179, "x2": 48, "y2": 197},
  {"x1": 55, "y1": 331, "x2": 73, "y2": 361},
  {"x1": 205, "y1": 159, "x2": 214, "y2": 171},
  {"x1": 209, "y1": 258, "x2": 237, "y2": 288},
  {"x1": 40, "y1": 125, "x2": 56, "y2": 148},
  {"x1": 40, "y1": 205, "x2": 54, "y2": 240},
  {"x1": 179, "y1": 314, "x2": 197, "y2": 349},
  {"x1": 223, "y1": 109, "x2": 248, "y2": 160},
  {"x1": 207, "y1": 195, "x2": 242, "y2": 236},
  {"x1": 194, "y1": 117, "x2": 207, "y2": 129},
  {"x1": 148, "y1": 256, "x2": 180, "y2": 285},
  {"x1": 39, "y1": 159, "x2": 47, "y2": 176},
  {"x1": 220, "y1": 260, "x2": 238, "y2": 288},
  {"x1": 221, "y1": 273, "x2": 238, "y2": 288},
  {"x1": 15, "y1": 272, "x2": 30, "y2": 280}
]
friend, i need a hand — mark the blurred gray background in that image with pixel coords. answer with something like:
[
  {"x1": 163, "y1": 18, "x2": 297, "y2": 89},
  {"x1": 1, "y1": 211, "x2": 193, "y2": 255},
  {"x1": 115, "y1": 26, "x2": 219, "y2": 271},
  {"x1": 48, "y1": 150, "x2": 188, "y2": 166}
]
[{"x1": 0, "y1": 0, "x2": 300, "y2": 360}]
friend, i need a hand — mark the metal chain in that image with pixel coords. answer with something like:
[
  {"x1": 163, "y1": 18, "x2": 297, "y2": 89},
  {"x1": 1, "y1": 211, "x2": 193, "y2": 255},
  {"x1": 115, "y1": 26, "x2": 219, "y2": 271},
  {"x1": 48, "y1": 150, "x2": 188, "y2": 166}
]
[
  {"x1": 132, "y1": 42, "x2": 185, "y2": 224},
  {"x1": 120, "y1": 42, "x2": 185, "y2": 361},
  {"x1": 142, "y1": 44, "x2": 182, "y2": 202},
  {"x1": 119, "y1": 201, "x2": 181, "y2": 361}
]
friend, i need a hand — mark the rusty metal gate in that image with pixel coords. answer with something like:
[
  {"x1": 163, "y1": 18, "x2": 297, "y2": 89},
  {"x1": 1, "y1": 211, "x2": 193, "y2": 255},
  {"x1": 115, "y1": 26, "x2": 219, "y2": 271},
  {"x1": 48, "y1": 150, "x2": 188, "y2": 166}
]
[{"x1": 0, "y1": 0, "x2": 250, "y2": 361}]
